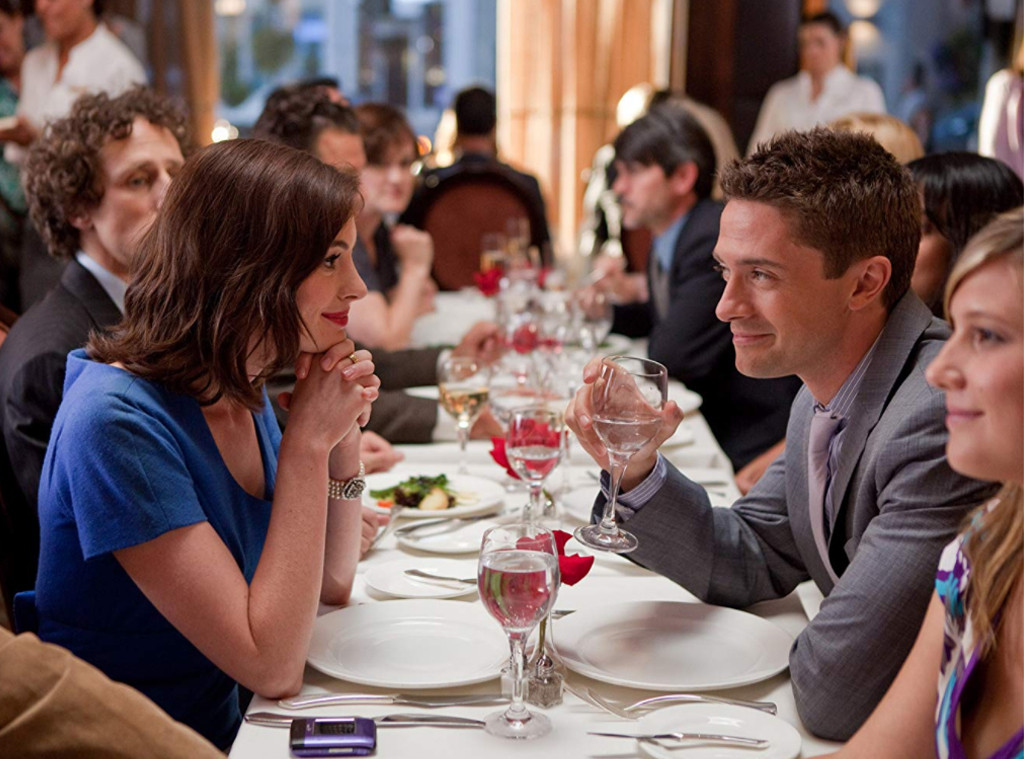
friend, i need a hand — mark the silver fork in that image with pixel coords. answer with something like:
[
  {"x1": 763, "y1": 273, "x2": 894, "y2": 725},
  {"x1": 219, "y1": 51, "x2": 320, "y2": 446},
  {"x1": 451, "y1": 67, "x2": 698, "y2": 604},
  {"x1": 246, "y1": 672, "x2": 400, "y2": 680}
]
[{"x1": 577, "y1": 685, "x2": 776, "y2": 719}]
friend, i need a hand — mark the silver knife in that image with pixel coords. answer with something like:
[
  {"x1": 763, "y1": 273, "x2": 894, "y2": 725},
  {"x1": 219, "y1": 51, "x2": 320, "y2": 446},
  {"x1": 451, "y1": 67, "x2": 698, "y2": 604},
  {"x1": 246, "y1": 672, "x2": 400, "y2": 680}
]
[
  {"x1": 279, "y1": 692, "x2": 505, "y2": 709},
  {"x1": 246, "y1": 711, "x2": 485, "y2": 729}
]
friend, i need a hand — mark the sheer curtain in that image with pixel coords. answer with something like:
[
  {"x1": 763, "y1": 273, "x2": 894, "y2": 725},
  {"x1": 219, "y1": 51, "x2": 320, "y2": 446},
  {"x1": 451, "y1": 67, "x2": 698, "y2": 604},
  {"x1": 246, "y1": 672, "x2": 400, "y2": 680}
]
[{"x1": 497, "y1": 0, "x2": 671, "y2": 259}]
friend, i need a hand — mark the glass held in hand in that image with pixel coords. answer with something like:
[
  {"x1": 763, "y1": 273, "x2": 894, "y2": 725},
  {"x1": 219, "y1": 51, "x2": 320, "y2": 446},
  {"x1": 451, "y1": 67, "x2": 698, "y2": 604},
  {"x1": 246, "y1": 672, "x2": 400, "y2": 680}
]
[
  {"x1": 574, "y1": 356, "x2": 667, "y2": 553},
  {"x1": 477, "y1": 523, "x2": 559, "y2": 739},
  {"x1": 438, "y1": 356, "x2": 491, "y2": 474},
  {"x1": 505, "y1": 406, "x2": 564, "y2": 522}
]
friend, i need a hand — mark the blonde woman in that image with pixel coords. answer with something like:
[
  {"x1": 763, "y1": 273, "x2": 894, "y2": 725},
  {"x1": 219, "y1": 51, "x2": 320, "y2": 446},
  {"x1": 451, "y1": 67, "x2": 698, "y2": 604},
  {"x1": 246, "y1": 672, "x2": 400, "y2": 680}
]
[
  {"x1": 823, "y1": 207, "x2": 1023, "y2": 758},
  {"x1": 829, "y1": 112, "x2": 924, "y2": 164}
]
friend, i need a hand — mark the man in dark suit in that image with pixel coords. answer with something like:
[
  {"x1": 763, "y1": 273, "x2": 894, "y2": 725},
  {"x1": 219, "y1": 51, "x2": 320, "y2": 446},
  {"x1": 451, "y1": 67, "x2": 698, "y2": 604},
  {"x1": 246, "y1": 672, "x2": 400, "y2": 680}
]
[
  {"x1": 0, "y1": 88, "x2": 188, "y2": 599},
  {"x1": 422, "y1": 86, "x2": 551, "y2": 249},
  {"x1": 567, "y1": 128, "x2": 996, "y2": 740},
  {"x1": 589, "y1": 103, "x2": 800, "y2": 470}
]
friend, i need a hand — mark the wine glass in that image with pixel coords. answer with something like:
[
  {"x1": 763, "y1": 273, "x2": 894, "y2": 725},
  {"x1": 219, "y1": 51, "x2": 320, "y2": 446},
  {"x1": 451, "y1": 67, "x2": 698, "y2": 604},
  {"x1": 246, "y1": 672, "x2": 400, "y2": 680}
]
[
  {"x1": 438, "y1": 356, "x2": 491, "y2": 474},
  {"x1": 574, "y1": 356, "x2": 667, "y2": 553},
  {"x1": 575, "y1": 290, "x2": 613, "y2": 355},
  {"x1": 505, "y1": 406, "x2": 564, "y2": 522},
  {"x1": 477, "y1": 522, "x2": 559, "y2": 739}
]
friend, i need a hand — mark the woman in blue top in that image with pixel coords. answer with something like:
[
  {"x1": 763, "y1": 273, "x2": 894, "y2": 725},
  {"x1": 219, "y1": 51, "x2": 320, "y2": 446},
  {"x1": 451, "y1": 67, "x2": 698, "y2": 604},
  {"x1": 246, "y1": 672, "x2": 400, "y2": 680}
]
[
  {"x1": 823, "y1": 209, "x2": 1022, "y2": 757},
  {"x1": 35, "y1": 138, "x2": 377, "y2": 749}
]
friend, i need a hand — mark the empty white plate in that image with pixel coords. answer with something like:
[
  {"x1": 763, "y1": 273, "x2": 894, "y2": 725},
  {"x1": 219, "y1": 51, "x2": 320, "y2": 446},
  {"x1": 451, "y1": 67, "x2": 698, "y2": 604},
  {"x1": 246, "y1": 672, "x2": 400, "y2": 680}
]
[
  {"x1": 555, "y1": 600, "x2": 793, "y2": 691},
  {"x1": 395, "y1": 517, "x2": 494, "y2": 555},
  {"x1": 307, "y1": 599, "x2": 507, "y2": 689},
  {"x1": 364, "y1": 558, "x2": 478, "y2": 599},
  {"x1": 630, "y1": 703, "x2": 801, "y2": 759}
]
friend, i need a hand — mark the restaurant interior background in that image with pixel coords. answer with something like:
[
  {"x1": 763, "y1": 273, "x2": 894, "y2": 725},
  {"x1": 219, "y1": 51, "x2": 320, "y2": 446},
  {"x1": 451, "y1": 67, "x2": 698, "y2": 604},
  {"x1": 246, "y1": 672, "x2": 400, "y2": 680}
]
[{"x1": 118, "y1": 0, "x2": 1020, "y2": 259}]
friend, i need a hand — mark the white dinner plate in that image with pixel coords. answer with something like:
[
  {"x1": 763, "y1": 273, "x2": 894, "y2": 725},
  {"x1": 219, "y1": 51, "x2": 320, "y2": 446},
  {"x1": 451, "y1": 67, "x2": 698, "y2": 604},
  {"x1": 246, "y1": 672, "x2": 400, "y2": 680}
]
[
  {"x1": 554, "y1": 600, "x2": 793, "y2": 691},
  {"x1": 307, "y1": 600, "x2": 507, "y2": 688},
  {"x1": 669, "y1": 384, "x2": 703, "y2": 414},
  {"x1": 634, "y1": 704, "x2": 801, "y2": 759},
  {"x1": 364, "y1": 465, "x2": 505, "y2": 518},
  {"x1": 598, "y1": 333, "x2": 633, "y2": 355},
  {"x1": 395, "y1": 517, "x2": 494, "y2": 555},
  {"x1": 364, "y1": 558, "x2": 477, "y2": 599}
]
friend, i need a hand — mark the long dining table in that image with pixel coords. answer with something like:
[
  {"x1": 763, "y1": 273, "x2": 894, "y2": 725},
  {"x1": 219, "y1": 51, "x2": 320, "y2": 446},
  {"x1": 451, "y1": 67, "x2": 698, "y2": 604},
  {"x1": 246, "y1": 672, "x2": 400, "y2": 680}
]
[{"x1": 229, "y1": 291, "x2": 840, "y2": 758}]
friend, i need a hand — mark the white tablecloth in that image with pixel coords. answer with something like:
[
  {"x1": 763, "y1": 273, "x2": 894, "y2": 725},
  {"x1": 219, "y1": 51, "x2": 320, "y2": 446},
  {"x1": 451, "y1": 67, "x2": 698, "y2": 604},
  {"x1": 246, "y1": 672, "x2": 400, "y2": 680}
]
[{"x1": 230, "y1": 292, "x2": 840, "y2": 757}]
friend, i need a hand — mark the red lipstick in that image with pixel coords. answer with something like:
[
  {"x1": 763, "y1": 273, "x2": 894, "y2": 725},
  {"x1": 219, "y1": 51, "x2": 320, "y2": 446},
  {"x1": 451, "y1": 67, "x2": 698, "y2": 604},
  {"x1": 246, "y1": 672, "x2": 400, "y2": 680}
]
[{"x1": 323, "y1": 311, "x2": 349, "y2": 328}]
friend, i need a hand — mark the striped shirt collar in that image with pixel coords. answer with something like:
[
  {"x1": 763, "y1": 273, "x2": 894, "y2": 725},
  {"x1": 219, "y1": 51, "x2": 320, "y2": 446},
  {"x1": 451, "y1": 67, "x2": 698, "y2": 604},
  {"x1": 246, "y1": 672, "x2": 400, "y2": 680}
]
[{"x1": 813, "y1": 332, "x2": 883, "y2": 417}]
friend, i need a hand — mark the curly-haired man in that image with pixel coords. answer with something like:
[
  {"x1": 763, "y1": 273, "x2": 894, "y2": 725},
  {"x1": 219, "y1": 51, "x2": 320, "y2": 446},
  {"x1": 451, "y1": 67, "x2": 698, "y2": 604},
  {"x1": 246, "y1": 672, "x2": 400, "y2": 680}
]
[{"x1": 0, "y1": 86, "x2": 189, "y2": 599}]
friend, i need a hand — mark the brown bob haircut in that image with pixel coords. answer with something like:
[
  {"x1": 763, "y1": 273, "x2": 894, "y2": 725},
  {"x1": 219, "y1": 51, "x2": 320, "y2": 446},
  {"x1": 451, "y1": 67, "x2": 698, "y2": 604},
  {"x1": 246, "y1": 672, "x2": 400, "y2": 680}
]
[
  {"x1": 719, "y1": 127, "x2": 920, "y2": 309},
  {"x1": 354, "y1": 102, "x2": 418, "y2": 165},
  {"x1": 88, "y1": 139, "x2": 362, "y2": 409},
  {"x1": 25, "y1": 86, "x2": 191, "y2": 260}
]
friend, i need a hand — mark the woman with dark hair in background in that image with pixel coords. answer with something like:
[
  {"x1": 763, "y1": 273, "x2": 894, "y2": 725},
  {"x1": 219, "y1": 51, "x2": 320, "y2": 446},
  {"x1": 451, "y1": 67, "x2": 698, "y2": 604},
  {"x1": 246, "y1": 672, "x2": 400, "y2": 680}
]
[
  {"x1": 33, "y1": 139, "x2": 376, "y2": 749},
  {"x1": 347, "y1": 102, "x2": 437, "y2": 350},
  {"x1": 907, "y1": 152, "x2": 1023, "y2": 315}
]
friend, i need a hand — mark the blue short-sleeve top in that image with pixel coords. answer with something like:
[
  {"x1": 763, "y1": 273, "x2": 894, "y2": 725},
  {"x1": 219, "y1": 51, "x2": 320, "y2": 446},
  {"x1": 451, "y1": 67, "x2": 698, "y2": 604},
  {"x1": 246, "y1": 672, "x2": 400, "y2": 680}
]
[{"x1": 35, "y1": 349, "x2": 282, "y2": 749}]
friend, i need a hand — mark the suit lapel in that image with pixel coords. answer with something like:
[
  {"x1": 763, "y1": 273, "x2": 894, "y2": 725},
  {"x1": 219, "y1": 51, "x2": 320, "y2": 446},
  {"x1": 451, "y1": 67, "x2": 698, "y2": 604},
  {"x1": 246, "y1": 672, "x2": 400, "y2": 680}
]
[
  {"x1": 825, "y1": 293, "x2": 937, "y2": 547},
  {"x1": 60, "y1": 260, "x2": 123, "y2": 330}
]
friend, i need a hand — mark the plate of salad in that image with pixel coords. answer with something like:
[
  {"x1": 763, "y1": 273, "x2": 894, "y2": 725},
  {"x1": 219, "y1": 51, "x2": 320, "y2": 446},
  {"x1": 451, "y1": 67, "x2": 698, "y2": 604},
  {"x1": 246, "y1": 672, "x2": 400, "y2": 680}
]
[{"x1": 364, "y1": 464, "x2": 506, "y2": 519}]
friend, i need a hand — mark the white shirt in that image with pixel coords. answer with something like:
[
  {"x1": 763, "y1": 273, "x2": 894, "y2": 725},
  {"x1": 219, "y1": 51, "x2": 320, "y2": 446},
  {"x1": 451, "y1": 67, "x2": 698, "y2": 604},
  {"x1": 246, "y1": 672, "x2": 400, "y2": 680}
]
[
  {"x1": 7, "y1": 23, "x2": 145, "y2": 165},
  {"x1": 747, "y1": 66, "x2": 886, "y2": 154},
  {"x1": 75, "y1": 250, "x2": 126, "y2": 313}
]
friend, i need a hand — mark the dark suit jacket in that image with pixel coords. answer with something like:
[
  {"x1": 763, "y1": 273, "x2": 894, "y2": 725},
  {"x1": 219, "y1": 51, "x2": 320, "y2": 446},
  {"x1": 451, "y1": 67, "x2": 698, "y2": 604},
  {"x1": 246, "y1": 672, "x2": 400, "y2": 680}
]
[
  {"x1": 612, "y1": 199, "x2": 801, "y2": 469},
  {"x1": 0, "y1": 260, "x2": 121, "y2": 595},
  {"x1": 606, "y1": 292, "x2": 997, "y2": 739}
]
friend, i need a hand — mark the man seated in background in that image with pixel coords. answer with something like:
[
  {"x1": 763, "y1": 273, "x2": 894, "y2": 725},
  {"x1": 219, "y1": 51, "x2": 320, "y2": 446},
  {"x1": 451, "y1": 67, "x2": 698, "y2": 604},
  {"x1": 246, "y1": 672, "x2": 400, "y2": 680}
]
[
  {"x1": 0, "y1": 87, "x2": 188, "y2": 600},
  {"x1": 253, "y1": 85, "x2": 502, "y2": 444},
  {"x1": 420, "y1": 85, "x2": 551, "y2": 250},
  {"x1": 586, "y1": 102, "x2": 800, "y2": 473},
  {"x1": 567, "y1": 128, "x2": 996, "y2": 740}
]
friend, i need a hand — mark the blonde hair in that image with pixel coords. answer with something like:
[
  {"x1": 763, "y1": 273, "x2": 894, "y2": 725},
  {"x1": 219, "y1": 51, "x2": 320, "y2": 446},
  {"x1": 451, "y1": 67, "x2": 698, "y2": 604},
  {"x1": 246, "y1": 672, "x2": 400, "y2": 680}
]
[
  {"x1": 944, "y1": 207, "x2": 1024, "y2": 654},
  {"x1": 829, "y1": 112, "x2": 925, "y2": 164}
]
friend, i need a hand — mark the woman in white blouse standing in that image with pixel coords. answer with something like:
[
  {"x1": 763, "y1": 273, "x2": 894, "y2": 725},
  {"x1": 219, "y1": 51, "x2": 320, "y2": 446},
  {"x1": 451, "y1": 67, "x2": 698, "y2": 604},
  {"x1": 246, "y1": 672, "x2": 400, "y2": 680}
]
[{"x1": 747, "y1": 11, "x2": 885, "y2": 154}]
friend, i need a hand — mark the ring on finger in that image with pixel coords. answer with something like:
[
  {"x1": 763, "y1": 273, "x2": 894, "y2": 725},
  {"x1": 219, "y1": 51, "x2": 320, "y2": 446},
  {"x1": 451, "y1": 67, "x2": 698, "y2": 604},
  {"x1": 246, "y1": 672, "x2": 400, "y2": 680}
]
[{"x1": 347, "y1": 352, "x2": 359, "y2": 365}]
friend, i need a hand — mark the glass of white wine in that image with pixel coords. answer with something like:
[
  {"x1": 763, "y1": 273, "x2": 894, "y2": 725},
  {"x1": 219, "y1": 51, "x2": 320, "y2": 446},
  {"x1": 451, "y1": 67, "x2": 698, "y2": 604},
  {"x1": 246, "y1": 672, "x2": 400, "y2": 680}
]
[
  {"x1": 574, "y1": 356, "x2": 667, "y2": 553},
  {"x1": 438, "y1": 356, "x2": 491, "y2": 474}
]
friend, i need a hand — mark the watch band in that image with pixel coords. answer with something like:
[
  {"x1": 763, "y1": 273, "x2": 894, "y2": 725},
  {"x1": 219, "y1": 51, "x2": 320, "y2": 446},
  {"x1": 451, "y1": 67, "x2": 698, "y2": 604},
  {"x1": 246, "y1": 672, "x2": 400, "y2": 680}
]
[{"x1": 328, "y1": 461, "x2": 365, "y2": 500}]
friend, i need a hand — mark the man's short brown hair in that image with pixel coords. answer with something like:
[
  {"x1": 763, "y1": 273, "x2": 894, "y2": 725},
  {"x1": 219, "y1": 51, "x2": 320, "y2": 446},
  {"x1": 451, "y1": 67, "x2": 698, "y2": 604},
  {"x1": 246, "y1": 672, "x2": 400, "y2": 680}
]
[
  {"x1": 25, "y1": 87, "x2": 191, "y2": 260},
  {"x1": 719, "y1": 127, "x2": 919, "y2": 308}
]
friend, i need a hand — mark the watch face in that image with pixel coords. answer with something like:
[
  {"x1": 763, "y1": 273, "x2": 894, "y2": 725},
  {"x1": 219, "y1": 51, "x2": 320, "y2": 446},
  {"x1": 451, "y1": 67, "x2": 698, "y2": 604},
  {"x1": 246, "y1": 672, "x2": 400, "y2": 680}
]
[{"x1": 342, "y1": 478, "x2": 366, "y2": 500}]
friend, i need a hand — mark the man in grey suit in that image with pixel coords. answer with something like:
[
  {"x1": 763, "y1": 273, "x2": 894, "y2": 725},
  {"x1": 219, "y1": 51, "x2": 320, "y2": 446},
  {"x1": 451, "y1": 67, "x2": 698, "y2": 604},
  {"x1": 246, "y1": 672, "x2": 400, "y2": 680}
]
[{"x1": 566, "y1": 128, "x2": 996, "y2": 741}]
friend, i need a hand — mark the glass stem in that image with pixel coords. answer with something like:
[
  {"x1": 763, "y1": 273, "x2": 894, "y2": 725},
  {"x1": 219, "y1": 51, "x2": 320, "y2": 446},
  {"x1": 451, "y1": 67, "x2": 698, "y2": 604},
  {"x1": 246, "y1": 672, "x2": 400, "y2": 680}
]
[
  {"x1": 599, "y1": 452, "x2": 628, "y2": 536},
  {"x1": 456, "y1": 422, "x2": 470, "y2": 474},
  {"x1": 527, "y1": 480, "x2": 544, "y2": 522},
  {"x1": 505, "y1": 632, "x2": 530, "y2": 723},
  {"x1": 559, "y1": 429, "x2": 572, "y2": 494}
]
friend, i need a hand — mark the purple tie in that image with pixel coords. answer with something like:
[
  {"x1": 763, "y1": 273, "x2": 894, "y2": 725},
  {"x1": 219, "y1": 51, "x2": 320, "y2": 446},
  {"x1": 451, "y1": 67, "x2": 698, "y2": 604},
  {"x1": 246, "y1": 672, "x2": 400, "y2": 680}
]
[{"x1": 807, "y1": 408, "x2": 841, "y2": 583}]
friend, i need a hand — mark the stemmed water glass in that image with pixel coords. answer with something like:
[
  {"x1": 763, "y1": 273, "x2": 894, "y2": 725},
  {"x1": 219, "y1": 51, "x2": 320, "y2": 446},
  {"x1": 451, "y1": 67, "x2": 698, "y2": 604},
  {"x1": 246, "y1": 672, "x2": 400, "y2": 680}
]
[
  {"x1": 477, "y1": 522, "x2": 559, "y2": 739},
  {"x1": 438, "y1": 356, "x2": 491, "y2": 474},
  {"x1": 575, "y1": 290, "x2": 613, "y2": 355},
  {"x1": 574, "y1": 356, "x2": 667, "y2": 553},
  {"x1": 505, "y1": 406, "x2": 564, "y2": 522}
]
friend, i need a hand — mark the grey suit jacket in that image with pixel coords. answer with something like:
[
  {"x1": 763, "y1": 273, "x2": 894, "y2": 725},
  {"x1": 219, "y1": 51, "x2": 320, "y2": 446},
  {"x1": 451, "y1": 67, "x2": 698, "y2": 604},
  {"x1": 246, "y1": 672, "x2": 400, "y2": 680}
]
[{"x1": 603, "y1": 292, "x2": 997, "y2": 740}]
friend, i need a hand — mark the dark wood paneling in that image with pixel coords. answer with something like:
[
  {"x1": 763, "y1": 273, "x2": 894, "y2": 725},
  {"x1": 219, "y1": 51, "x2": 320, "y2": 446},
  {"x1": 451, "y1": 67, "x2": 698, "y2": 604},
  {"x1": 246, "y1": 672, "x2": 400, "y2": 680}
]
[{"x1": 680, "y1": 0, "x2": 802, "y2": 153}]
